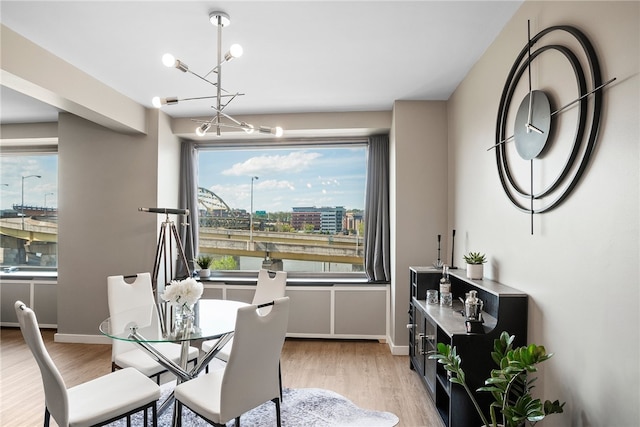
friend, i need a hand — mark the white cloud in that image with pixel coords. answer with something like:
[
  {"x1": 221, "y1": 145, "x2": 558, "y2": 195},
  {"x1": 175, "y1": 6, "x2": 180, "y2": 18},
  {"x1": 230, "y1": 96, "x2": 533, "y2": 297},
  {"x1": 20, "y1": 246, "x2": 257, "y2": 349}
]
[{"x1": 222, "y1": 152, "x2": 322, "y2": 176}]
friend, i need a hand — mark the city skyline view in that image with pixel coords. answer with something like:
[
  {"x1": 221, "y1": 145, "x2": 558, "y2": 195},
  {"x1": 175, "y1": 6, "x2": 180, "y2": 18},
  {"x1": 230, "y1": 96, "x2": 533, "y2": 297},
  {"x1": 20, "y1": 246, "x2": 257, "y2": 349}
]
[
  {"x1": 0, "y1": 145, "x2": 368, "y2": 215},
  {"x1": 198, "y1": 145, "x2": 367, "y2": 214},
  {"x1": 0, "y1": 154, "x2": 57, "y2": 211}
]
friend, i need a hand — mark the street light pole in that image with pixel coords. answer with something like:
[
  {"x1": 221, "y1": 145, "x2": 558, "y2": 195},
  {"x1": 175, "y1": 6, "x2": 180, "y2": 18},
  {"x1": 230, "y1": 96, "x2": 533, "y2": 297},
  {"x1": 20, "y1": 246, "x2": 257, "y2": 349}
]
[
  {"x1": 249, "y1": 176, "x2": 259, "y2": 246},
  {"x1": 21, "y1": 175, "x2": 41, "y2": 230}
]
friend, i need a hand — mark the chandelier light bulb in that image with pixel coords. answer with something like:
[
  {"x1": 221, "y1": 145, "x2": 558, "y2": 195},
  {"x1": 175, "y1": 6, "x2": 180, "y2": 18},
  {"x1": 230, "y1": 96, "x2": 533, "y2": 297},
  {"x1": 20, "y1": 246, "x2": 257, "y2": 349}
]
[
  {"x1": 162, "y1": 53, "x2": 175, "y2": 68},
  {"x1": 151, "y1": 96, "x2": 162, "y2": 108},
  {"x1": 259, "y1": 126, "x2": 284, "y2": 137},
  {"x1": 227, "y1": 44, "x2": 243, "y2": 60},
  {"x1": 196, "y1": 123, "x2": 211, "y2": 137}
]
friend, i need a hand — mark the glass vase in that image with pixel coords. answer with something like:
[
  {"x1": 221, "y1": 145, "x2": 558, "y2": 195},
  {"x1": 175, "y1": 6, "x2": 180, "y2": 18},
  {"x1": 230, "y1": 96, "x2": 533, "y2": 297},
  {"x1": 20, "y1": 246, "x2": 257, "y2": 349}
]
[{"x1": 174, "y1": 303, "x2": 195, "y2": 333}]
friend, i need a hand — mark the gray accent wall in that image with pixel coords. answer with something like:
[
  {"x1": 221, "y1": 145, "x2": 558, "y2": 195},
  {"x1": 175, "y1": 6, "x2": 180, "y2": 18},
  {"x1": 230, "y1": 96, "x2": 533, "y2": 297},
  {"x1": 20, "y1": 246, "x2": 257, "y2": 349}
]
[{"x1": 57, "y1": 111, "x2": 176, "y2": 335}]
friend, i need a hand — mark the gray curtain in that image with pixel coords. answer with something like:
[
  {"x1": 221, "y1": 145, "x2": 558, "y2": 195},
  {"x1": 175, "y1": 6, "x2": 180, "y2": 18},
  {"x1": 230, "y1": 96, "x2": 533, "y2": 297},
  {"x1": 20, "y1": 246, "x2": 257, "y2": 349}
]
[
  {"x1": 364, "y1": 134, "x2": 390, "y2": 282},
  {"x1": 177, "y1": 140, "x2": 199, "y2": 278}
]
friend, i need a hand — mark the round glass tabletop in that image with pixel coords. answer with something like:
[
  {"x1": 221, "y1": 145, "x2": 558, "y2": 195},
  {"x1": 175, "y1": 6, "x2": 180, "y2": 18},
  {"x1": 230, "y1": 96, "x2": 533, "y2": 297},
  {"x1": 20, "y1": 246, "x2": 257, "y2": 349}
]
[{"x1": 100, "y1": 299, "x2": 248, "y2": 343}]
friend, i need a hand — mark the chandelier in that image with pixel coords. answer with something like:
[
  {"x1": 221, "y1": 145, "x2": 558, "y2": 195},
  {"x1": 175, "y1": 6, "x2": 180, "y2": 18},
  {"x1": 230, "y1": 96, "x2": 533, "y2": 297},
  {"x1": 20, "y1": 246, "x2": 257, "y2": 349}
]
[{"x1": 152, "y1": 12, "x2": 283, "y2": 138}]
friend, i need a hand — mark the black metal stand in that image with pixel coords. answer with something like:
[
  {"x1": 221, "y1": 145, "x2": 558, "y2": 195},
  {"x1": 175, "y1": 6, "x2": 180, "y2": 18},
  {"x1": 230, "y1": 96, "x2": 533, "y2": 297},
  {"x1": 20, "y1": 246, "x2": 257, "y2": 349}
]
[
  {"x1": 151, "y1": 213, "x2": 191, "y2": 294},
  {"x1": 140, "y1": 208, "x2": 192, "y2": 334}
]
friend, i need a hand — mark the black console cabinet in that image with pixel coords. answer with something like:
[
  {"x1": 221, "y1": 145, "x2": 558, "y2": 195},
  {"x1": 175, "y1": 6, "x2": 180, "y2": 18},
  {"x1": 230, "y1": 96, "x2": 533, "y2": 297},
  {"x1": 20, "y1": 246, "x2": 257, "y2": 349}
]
[{"x1": 409, "y1": 266, "x2": 528, "y2": 427}]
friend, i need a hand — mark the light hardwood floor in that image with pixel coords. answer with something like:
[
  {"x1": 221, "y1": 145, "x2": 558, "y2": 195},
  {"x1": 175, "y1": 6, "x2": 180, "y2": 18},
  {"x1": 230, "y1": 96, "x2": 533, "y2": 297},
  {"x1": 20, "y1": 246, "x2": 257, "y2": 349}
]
[{"x1": 0, "y1": 328, "x2": 442, "y2": 427}]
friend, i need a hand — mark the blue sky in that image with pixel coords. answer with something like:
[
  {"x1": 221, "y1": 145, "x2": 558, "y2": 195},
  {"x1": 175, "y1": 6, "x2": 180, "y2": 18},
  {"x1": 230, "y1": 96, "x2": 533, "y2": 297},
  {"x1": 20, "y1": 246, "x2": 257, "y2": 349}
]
[
  {"x1": 0, "y1": 155, "x2": 58, "y2": 210},
  {"x1": 0, "y1": 147, "x2": 366, "y2": 213},
  {"x1": 198, "y1": 146, "x2": 367, "y2": 213}
]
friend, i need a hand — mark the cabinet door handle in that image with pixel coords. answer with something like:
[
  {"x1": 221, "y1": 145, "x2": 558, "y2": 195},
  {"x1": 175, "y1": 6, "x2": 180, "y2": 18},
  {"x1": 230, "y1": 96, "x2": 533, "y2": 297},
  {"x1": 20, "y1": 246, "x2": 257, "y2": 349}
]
[
  {"x1": 420, "y1": 334, "x2": 430, "y2": 355},
  {"x1": 416, "y1": 333, "x2": 425, "y2": 355}
]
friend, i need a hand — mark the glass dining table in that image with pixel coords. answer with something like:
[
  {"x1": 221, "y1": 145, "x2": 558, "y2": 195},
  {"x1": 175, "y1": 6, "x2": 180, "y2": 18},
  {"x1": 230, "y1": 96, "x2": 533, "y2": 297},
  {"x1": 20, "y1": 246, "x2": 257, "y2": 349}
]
[{"x1": 99, "y1": 298, "x2": 248, "y2": 415}]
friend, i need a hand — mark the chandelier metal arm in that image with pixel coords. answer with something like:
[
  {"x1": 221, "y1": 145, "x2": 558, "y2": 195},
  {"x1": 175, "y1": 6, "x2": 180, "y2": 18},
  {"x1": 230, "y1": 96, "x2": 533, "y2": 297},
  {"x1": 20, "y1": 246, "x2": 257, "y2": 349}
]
[{"x1": 153, "y1": 11, "x2": 282, "y2": 137}]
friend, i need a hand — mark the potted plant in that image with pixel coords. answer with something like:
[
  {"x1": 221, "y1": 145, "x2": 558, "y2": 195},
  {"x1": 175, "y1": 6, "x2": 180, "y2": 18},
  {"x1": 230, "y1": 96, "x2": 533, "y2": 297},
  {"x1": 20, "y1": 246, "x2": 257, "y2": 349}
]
[
  {"x1": 195, "y1": 254, "x2": 214, "y2": 278},
  {"x1": 464, "y1": 251, "x2": 487, "y2": 279},
  {"x1": 429, "y1": 331, "x2": 565, "y2": 427}
]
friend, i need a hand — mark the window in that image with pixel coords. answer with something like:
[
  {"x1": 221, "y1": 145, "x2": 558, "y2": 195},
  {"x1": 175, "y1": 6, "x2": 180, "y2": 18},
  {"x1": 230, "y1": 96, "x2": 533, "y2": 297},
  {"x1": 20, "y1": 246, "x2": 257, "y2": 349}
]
[
  {"x1": 197, "y1": 142, "x2": 366, "y2": 273},
  {"x1": 0, "y1": 152, "x2": 58, "y2": 270}
]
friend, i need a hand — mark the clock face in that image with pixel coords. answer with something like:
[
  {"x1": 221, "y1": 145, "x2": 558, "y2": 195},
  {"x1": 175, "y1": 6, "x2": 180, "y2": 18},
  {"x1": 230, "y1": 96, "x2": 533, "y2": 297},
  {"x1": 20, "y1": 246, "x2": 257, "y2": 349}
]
[
  {"x1": 494, "y1": 24, "x2": 605, "y2": 216},
  {"x1": 513, "y1": 90, "x2": 551, "y2": 160}
]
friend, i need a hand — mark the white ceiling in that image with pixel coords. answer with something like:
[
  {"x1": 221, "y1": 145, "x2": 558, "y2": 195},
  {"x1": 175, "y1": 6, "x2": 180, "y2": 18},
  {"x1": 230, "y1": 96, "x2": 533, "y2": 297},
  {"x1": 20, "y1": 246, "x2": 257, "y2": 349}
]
[{"x1": 0, "y1": 0, "x2": 523, "y2": 124}]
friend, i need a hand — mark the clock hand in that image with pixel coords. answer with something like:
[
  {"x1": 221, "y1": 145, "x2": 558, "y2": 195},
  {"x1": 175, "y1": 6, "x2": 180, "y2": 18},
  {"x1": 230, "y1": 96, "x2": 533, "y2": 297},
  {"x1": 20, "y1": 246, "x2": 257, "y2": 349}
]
[
  {"x1": 550, "y1": 77, "x2": 617, "y2": 117},
  {"x1": 526, "y1": 123, "x2": 544, "y2": 135},
  {"x1": 487, "y1": 134, "x2": 515, "y2": 151}
]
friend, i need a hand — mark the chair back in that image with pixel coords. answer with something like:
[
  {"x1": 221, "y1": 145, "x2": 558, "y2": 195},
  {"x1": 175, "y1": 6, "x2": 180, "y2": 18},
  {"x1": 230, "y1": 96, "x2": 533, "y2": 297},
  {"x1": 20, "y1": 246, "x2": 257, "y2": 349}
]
[
  {"x1": 14, "y1": 301, "x2": 69, "y2": 426},
  {"x1": 252, "y1": 270, "x2": 287, "y2": 314},
  {"x1": 219, "y1": 297, "x2": 290, "y2": 422},
  {"x1": 107, "y1": 272, "x2": 159, "y2": 358}
]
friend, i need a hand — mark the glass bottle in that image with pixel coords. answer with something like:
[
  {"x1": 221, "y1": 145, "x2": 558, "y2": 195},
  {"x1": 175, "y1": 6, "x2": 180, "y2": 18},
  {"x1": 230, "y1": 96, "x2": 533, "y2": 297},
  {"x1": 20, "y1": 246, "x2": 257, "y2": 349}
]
[
  {"x1": 440, "y1": 265, "x2": 452, "y2": 307},
  {"x1": 439, "y1": 265, "x2": 451, "y2": 294}
]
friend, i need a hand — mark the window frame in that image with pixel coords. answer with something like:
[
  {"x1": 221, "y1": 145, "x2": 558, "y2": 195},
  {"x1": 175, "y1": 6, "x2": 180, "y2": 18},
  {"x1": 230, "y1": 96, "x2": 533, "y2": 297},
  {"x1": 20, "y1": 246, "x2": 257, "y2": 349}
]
[
  {"x1": 0, "y1": 142, "x2": 59, "y2": 273},
  {"x1": 193, "y1": 137, "x2": 369, "y2": 279}
]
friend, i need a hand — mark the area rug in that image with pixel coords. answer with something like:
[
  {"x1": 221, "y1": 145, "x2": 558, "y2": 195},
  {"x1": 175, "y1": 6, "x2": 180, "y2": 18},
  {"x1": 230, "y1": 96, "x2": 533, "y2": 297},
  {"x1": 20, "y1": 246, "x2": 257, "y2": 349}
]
[{"x1": 108, "y1": 381, "x2": 399, "y2": 426}]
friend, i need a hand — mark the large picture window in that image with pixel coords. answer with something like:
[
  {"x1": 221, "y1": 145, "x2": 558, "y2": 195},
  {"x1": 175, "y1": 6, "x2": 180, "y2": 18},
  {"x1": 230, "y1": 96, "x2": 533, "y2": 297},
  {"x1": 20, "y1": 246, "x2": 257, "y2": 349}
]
[
  {"x1": 0, "y1": 152, "x2": 58, "y2": 269},
  {"x1": 196, "y1": 142, "x2": 367, "y2": 273}
]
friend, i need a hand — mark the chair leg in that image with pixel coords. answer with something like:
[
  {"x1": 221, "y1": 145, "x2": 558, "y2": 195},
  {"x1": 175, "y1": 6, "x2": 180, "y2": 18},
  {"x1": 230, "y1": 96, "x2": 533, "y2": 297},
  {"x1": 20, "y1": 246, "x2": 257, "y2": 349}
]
[
  {"x1": 235, "y1": 416, "x2": 241, "y2": 427},
  {"x1": 176, "y1": 401, "x2": 182, "y2": 427},
  {"x1": 152, "y1": 402, "x2": 158, "y2": 427},
  {"x1": 279, "y1": 361, "x2": 283, "y2": 401},
  {"x1": 44, "y1": 408, "x2": 50, "y2": 427},
  {"x1": 273, "y1": 397, "x2": 282, "y2": 427}
]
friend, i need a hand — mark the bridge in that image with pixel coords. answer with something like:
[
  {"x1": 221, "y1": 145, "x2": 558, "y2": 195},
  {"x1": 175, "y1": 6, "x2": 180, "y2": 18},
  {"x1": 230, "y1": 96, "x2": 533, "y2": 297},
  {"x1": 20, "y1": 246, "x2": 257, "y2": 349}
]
[
  {"x1": 1, "y1": 188, "x2": 363, "y2": 266},
  {"x1": 0, "y1": 217, "x2": 363, "y2": 266},
  {"x1": 199, "y1": 227, "x2": 363, "y2": 264}
]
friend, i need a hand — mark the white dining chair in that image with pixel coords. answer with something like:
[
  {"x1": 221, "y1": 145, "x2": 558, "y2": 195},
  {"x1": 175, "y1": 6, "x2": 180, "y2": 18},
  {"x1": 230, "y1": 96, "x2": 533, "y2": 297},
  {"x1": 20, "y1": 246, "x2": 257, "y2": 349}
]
[
  {"x1": 107, "y1": 272, "x2": 198, "y2": 383},
  {"x1": 174, "y1": 297, "x2": 290, "y2": 427},
  {"x1": 14, "y1": 301, "x2": 161, "y2": 427},
  {"x1": 202, "y1": 269, "x2": 287, "y2": 361}
]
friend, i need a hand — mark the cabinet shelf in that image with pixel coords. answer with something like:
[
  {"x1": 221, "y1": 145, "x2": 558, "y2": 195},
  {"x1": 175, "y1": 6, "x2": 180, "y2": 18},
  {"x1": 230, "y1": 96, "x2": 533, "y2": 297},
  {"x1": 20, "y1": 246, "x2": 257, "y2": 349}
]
[{"x1": 409, "y1": 267, "x2": 528, "y2": 427}]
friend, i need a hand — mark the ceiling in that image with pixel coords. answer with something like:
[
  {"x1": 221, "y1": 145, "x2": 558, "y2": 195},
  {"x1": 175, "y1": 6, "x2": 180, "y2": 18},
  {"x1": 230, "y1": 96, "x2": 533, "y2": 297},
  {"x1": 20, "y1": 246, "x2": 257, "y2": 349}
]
[{"x1": 0, "y1": 0, "x2": 523, "y2": 125}]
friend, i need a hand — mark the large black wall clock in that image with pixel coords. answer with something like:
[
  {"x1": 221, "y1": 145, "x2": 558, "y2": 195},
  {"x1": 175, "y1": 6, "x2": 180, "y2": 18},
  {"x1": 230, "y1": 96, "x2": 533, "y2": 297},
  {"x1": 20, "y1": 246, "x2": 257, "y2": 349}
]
[{"x1": 492, "y1": 21, "x2": 616, "y2": 234}]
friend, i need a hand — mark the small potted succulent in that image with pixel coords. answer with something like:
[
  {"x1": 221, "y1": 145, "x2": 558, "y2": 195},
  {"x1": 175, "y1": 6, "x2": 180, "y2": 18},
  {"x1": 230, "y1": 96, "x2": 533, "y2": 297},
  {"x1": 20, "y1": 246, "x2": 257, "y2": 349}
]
[
  {"x1": 195, "y1": 254, "x2": 214, "y2": 278},
  {"x1": 464, "y1": 251, "x2": 487, "y2": 279},
  {"x1": 429, "y1": 331, "x2": 565, "y2": 427}
]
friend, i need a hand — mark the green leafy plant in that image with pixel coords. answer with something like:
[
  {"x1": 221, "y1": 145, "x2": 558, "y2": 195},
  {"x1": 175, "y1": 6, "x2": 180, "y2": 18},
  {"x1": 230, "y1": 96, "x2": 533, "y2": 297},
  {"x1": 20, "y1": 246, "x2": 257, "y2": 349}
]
[
  {"x1": 429, "y1": 331, "x2": 565, "y2": 427},
  {"x1": 211, "y1": 255, "x2": 237, "y2": 270},
  {"x1": 194, "y1": 254, "x2": 213, "y2": 270},
  {"x1": 463, "y1": 251, "x2": 487, "y2": 265}
]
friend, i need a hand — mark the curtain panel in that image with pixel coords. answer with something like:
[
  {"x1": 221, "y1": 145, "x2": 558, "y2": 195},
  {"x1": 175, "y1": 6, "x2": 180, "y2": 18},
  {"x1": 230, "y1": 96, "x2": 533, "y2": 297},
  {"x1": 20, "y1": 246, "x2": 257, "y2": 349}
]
[
  {"x1": 364, "y1": 134, "x2": 390, "y2": 282},
  {"x1": 177, "y1": 140, "x2": 199, "y2": 278}
]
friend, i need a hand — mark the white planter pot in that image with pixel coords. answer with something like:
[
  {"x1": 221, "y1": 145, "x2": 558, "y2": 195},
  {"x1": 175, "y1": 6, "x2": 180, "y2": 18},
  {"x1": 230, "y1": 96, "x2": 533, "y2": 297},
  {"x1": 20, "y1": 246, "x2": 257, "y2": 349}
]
[
  {"x1": 466, "y1": 263, "x2": 483, "y2": 280},
  {"x1": 199, "y1": 268, "x2": 211, "y2": 278}
]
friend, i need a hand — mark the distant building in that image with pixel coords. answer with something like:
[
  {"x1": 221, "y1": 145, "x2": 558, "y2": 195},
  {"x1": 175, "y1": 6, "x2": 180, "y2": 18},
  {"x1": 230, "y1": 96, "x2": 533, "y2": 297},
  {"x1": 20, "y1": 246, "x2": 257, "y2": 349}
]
[
  {"x1": 291, "y1": 207, "x2": 321, "y2": 231},
  {"x1": 344, "y1": 211, "x2": 363, "y2": 234},
  {"x1": 292, "y1": 206, "x2": 345, "y2": 233}
]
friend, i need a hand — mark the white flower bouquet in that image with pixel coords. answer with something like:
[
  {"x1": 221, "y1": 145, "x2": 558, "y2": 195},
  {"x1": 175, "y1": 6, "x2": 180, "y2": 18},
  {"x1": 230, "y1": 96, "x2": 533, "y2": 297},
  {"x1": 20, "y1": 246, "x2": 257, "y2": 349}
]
[{"x1": 161, "y1": 277, "x2": 203, "y2": 308}]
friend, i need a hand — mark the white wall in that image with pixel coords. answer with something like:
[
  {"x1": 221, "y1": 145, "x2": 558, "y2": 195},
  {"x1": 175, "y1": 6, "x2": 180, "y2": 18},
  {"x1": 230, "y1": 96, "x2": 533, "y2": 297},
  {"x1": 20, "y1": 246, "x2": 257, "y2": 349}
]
[
  {"x1": 389, "y1": 100, "x2": 448, "y2": 352},
  {"x1": 447, "y1": 1, "x2": 639, "y2": 425}
]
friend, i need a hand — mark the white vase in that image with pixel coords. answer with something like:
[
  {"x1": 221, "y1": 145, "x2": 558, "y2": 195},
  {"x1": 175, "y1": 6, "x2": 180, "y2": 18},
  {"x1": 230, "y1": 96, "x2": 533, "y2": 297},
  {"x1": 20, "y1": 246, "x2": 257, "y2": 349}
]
[
  {"x1": 199, "y1": 268, "x2": 211, "y2": 278},
  {"x1": 466, "y1": 263, "x2": 483, "y2": 280}
]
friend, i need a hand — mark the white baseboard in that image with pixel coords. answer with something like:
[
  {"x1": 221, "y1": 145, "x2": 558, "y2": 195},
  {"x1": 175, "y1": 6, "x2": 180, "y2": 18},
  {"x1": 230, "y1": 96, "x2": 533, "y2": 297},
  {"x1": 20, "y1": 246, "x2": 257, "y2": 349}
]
[
  {"x1": 386, "y1": 335, "x2": 409, "y2": 355},
  {"x1": 54, "y1": 333, "x2": 111, "y2": 345}
]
